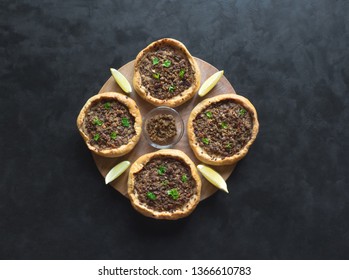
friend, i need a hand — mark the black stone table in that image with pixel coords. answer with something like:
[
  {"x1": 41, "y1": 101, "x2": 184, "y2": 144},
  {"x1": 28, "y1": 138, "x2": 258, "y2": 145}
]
[{"x1": 1, "y1": 0, "x2": 348, "y2": 259}]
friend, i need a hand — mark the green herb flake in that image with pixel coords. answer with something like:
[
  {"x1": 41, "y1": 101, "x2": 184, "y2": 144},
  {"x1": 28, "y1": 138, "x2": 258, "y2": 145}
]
[
  {"x1": 157, "y1": 165, "x2": 166, "y2": 175},
  {"x1": 239, "y1": 108, "x2": 247, "y2": 116},
  {"x1": 93, "y1": 133, "x2": 100, "y2": 141},
  {"x1": 161, "y1": 180, "x2": 169, "y2": 186},
  {"x1": 169, "y1": 85, "x2": 176, "y2": 92},
  {"x1": 93, "y1": 118, "x2": 103, "y2": 126},
  {"x1": 205, "y1": 111, "x2": 213, "y2": 119},
  {"x1": 221, "y1": 122, "x2": 228, "y2": 129},
  {"x1": 104, "y1": 102, "x2": 111, "y2": 109},
  {"x1": 226, "y1": 143, "x2": 232, "y2": 149},
  {"x1": 121, "y1": 117, "x2": 130, "y2": 127},
  {"x1": 167, "y1": 188, "x2": 179, "y2": 200},
  {"x1": 147, "y1": 192, "x2": 157, "y2": 200},
  {"x1": 110, "y1": 131, "x2": 117, "y2": 140},
  {"x1": 162, "y1": 60, "x2": 171, "y2": 67},
  {"x1": 181, "y1": 174, "x2": 188, "y2": 183},
  {"x1": 202, "y1": 138, "x2": 210, "y2": 145},
  {"x1": 152, "y1": 57, "x2": 159, "y2": 65},
  {"x1": 179, "y1": 69, "x2": 186, "y2": 79},
  {"x1": 152, "y1": 73, "x2": 160, "y2": 79}
]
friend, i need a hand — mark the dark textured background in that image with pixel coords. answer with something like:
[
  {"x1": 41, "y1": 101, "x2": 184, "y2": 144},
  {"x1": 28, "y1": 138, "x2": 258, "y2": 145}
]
[{"x1": 1, "y1": 0, "x2": 348, "y2": 259}]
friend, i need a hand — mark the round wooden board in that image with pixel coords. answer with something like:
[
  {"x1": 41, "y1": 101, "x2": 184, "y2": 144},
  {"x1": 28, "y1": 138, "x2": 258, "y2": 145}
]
[{"x1": 93, "y1": 57, "x2": 237, "y2": 200}]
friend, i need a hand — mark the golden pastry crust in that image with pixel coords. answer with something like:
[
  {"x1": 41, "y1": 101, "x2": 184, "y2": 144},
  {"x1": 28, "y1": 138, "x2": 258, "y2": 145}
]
[
  {"x1": 128, "y1": 149, "x2": 202, "y2": 220},
  {"x1": 187, "y1": 94, "x2": 259, "y2": 166},
  {"x1": 76, "y1": 92, "x2": 142, "y2": 158},
  {"x1": 133, "y1": 38, "x2": 201, "y2": 108}
]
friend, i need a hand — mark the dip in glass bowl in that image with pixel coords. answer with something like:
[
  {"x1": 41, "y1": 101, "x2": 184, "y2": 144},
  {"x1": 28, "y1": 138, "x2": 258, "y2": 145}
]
[{"x1": 142, "y1": 106, "x2": 184, "y2": 149}]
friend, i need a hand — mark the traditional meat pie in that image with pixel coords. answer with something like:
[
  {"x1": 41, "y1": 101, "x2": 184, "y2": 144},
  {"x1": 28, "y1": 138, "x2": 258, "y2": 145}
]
[
  {"x1": 77, "y1": 92, "x2": 142, "y2": 157},
  {"x1": 133, "y1": 38, "x2": 200, "y2": 107},
  {"x1": 128, "y1": 149, "x2": 201, "y2": 219},
  {"x1": 187, "y1": 94, "x2": 259, "y2": 166}
]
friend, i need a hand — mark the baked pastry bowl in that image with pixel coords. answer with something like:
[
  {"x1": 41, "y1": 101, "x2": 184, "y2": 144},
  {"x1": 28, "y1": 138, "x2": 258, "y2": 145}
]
[
  {"x1": 187, "y1": 94, "x2": 259, "y2": 166},
  {"x1": 142, "y1": 106, "x2": 184, "y2": 149},
  {"x1": 128, "y1": 149, "x2": 202, "y2": 220},
  {"x1": 76, "y1": 92, "x2": 142, "y2": 158},
  {"x1": 133, "y1": 38, "x2": 201, "y2": 108}
]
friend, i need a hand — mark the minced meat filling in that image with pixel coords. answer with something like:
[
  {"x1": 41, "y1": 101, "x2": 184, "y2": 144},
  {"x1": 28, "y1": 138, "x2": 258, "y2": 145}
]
[
  {"x1": 146, "y1": 114, "x2": 177, "y2": 144},
  {"x1": 84, "y1": 99, "x2": 136, "y2": 149},
  {"x1": 193, "y1": 100, "x2": 253, "y2": 158},
  {"x1": 134, "y1": 157, "x2": 196, "y2": 212},
  {"x1": 139, "y1": 46, "x2": 195, "y2": 100}
]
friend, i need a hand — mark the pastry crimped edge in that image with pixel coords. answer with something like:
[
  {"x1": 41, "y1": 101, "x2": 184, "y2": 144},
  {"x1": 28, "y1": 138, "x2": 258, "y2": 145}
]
[
  {"x1": 187, "y1": 93, "x2": 259, "y2": 166},
  {"x1": 133, "y1": 38, "x2": 201, "y2": 108},
  {"x1": 76, "y1": 92, "x2": 142, "y2": 158},
  {"x1": 127, "y1": 149, "x2": 202, "y2": 220}
]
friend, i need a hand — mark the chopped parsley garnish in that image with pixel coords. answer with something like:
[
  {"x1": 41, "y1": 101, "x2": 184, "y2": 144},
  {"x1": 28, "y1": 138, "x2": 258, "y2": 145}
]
[
  {"x1": 202, "y1": 138, "x2": 210, "y2": 145},
  {"x1": 93, "y1": 118, "x2": 103, "y2": 126},
  {"x1": 226, "y1": 143, "x2": 232, "y2": 149},
  {"x1": 169, "y1": 85, "x2": 176, "y2": 92},
  {"x1": 147, "y1": 192, "x2": 157, "y2": 200},
  {"x1": 205, "y1": 111, "x2": 213, "y2": 119},
  {"x1": 152, "y1": 73, "x2": 160, "y2": 79},
  {"x1": 93, "y1": 133, "x2": 100, "y2": 141},
  {"x1": 221, "y1": 122, "x2": 228, "y2": 129},
  {"x1": 152, "y1": 57, "x2": 159, "y2": 65},
  {"x1": 161, "y1": 180, "x2": 169, "y2": 186},
  {"x1": 179, "y1": 69, "x2": 186, "y2": 79},
  {"x1": 110, "y1": 131, "x2": 117, "y2": 140},
  {"x1": 162, "y1": 60, "x2": 171, "y2": 67},
  {"x1": 104, "y1": 102, "x2": 111, "y2": 109},
  {"x1": 181, "y1": 174, "x2": 188, "y2": 183},
  {"x1": 157, "y1": 165, "x2": 166, "y2": 175},
  {"x1": 121, "y1": 117, "x2": 130, "y2": 127},
  {"x1": 239, "y1": 108, "x2": 247, "y2": 116},
  {"x1": 167, "y1": 188, "x2": 179, "y2": 200}
]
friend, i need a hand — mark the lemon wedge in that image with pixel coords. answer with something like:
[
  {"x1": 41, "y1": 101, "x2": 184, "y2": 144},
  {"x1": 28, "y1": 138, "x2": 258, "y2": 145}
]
[
  {"x1": 105, "y1": 161, "x2": 131, "y2": 184},
  {"x1": 110, "y1": 68, "x2": 132, "y2": 94},
  {"x1": 198, "y1": 70, "x2": 224, "y2": 97},
  {"x1": 197, "y1": 164, "x2": 228, "y2": 193}
]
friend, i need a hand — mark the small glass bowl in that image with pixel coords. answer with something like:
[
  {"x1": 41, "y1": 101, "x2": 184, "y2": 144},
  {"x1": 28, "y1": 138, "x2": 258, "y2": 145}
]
[{"x1": 142, "y1": 106, "x2": 184, "y2": 149}]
